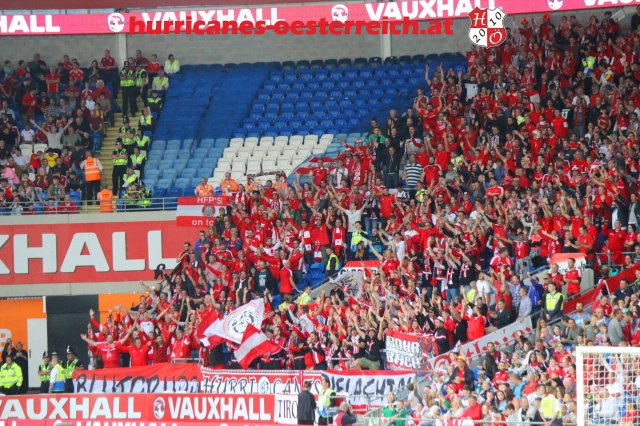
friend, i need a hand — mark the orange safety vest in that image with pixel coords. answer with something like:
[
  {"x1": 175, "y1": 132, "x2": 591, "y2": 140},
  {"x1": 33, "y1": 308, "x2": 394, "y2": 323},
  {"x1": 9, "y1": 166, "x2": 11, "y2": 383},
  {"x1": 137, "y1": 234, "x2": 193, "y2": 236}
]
[
  {"x1": 221, "y1": 178, "x2": 239, "y2": 192},
  {"x1": 97, "y1": 189, "x2": 113, "y2": 212},
  {"x1": 84, "y1": 157, "x2": 101, "y2": 181},
  {"x1": 196, "y1": 184, "x2": 213, "y2": 196}
]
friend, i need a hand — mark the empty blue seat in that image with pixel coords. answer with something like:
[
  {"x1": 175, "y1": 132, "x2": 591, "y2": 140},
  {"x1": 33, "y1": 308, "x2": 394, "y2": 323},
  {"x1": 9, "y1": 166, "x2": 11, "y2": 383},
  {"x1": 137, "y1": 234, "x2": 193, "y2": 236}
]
[
  {"x1": 161, "y1": 169, "x2": 176, "y2": 179},
  {"x1": 181, "y1": 168, "x2": 197, "y2": 180},
  {"x1": 299, "y1": 69, "x2": 313, "y2": 80},
  {"x1": 214, "y1": 138, "x2": 229, "y2": 147},
  {"x1": 310, "y1": 59, "x2": 324, "y2": 69},
  {"x1": 324, "y1": 59, "x2": 338, "y2": 68},
  {"x1": 198, "y1": 167, "x2": 213, "y2": 177},
  {"x1": 304, "y1": 119, "x2": 320, "y2": 128},
  {"x1": 174, "y1": 178, "x2": 190, "y2": 189},
  {"x1": 159, "y1": 159, "x2": 174, "y2": 169},
  {"x1": 152, "y1": 140, "x2": 166, "y2": 150},
  {"x1": 174, "y1": 160, "x2": 188, "y2": 172},
  {"x1": 314, "y1": 69, "x2": 329, "y2": 80},
  {"x1": 246, "y1": 130, "x2": 261, "y2": 138},
  {"x1": 337, "y1": 58, "x2": 352, "y2": 68},
  {"x1": 344, "y1": 69, "x2": 358, "y2": 80},
  {"x1": 353, "y1": 57, "x2": 367, "y2": 67}
]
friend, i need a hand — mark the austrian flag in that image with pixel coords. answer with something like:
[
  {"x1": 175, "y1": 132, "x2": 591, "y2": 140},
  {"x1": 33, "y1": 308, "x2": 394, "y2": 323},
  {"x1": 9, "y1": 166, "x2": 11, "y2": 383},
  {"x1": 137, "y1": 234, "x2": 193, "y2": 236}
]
[{"x1": 234, "y1": 324, "x2": 281, "y2": 369}]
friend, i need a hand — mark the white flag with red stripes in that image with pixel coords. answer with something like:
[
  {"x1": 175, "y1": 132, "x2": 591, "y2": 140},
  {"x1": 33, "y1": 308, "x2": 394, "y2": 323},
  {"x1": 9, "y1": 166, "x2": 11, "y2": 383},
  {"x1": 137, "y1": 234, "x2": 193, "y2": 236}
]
[
  {"x1": 234, "y1": 324, "x2": 280, "y2": 369},
  {"x1": 176, "y1": 196, "x2": 230, "y2": 227},
  {"x1": 197, "y1": 298, "x2": 265, "y2": 345}
]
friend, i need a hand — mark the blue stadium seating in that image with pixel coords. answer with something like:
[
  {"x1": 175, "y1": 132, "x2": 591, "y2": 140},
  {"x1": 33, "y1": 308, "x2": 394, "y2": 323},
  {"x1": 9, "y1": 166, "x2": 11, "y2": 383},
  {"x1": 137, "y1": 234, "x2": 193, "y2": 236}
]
[{"x1": 143, "y1": 54, "x2": 468, "y2": 194}]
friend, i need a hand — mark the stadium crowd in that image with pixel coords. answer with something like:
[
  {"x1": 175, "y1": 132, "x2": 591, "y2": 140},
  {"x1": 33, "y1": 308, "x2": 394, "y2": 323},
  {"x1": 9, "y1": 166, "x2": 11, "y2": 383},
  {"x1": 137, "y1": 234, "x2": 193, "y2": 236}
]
[
  {"x1": 2, "y1": 6, "x2": 640, "y2": 426},
  {"x1": 0, "y1": 49, "x2": 172, "y2": 213}
]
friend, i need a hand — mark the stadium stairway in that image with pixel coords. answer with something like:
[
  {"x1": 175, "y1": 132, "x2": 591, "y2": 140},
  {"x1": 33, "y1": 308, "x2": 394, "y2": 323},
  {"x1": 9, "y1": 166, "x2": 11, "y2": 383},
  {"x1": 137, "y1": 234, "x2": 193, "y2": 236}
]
[{"x1": 83, "y1": 93, "x2": 144, "y2": 212}]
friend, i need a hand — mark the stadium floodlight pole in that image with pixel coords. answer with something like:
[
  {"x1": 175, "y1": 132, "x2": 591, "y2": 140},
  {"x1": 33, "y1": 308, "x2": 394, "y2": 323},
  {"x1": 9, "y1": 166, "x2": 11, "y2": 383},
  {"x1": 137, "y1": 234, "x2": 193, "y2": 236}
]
[{"x1": 575, "y1": 345, "x2": 640, "y2": 426}]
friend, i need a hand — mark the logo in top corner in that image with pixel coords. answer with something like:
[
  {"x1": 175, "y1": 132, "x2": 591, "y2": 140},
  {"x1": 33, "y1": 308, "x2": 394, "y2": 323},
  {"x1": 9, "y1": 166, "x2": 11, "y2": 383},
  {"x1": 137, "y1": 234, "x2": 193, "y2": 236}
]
[
  {"x1": 331, "y1": 4, "x2": 349, "y2": 23},
  {"x1": 547, "y1": 0, "x2": 564, "y2": 10},
  {"x1": 468, "y1": 7, "x2": 507, "y2": 49},
  {"x1": 107, "y1": 13, "x2": 126, "y2": 33}
]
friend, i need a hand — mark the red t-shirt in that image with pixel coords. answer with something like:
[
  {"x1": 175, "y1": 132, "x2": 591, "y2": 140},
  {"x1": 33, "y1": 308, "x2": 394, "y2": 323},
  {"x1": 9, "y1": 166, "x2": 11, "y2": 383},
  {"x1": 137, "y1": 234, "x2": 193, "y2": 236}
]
[
  {"x1": 122, "y1": 343, "x2": 151, "y2": 367},
  {"x1": 45, "y1": 73, "x2": 60, "y2": 94},
  {"x1": 463, "y1": 403, "x2": 483, "y2": 420},
  {"x1": 378, "y1": 194, "x2": 395, "y2": 219},
  {"x1": 96, "y1": 342, "x2": 123, "y2": 368}
]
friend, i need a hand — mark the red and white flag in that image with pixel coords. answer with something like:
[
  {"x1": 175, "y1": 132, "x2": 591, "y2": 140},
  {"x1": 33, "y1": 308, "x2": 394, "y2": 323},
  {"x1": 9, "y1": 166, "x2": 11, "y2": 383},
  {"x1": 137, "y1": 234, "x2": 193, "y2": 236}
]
[
  {"x1": 234, "y1": 324, "x2": 281, "y2": 369},
  {"x1": 197, "y1": 298, "x2": 265, "y2": 345},
  {"x1": 176, "y1": 196, "x2": 230, "y2": 227}
]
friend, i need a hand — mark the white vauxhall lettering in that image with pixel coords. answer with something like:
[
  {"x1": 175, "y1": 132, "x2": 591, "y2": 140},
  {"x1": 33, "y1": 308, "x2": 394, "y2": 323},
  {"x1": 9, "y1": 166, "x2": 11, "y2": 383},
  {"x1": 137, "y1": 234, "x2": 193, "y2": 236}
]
[
  {"x1": 112, "y1": 232, "x2": 145, "y2": 271},
  {"x1": 165, "y1": 396, "x2": 269, "y2": 420},
  {"x1": 236, "y1": 9, "x2": 256, "y2": 23},
  {"x1": 0, "y1": 15, "x2": 60, "y2": 34},
  {"x1": 147, "y1": 231, "x2": 178, "y2": 269},
  {"x1": 50, "y1": 397, "x2": 69, "y2": 419},
  {"x1": 60, "y1": 233, "x2": 110, "y2": 273},
  {"x1": 14, "y1": 234, "x2": 56, "y2": 274},
  {"x1": 0, "y1": 229, "x2": 175, "y2": 276},
  {"x1": 69, "y1": 397, "x2": 90, "y2": 419},
  {"x1": 197, "y1": 10, "x2": 216, "y2": 21},
  {"x1": 365, "y1": 0, "x2": 493, "y2": 20},
  {"x1": 0, "y1": 399, "x2": 24, "y2": 419},
  {"x1": 25, "y1": 398, "x2": 47, "y2": 420}
]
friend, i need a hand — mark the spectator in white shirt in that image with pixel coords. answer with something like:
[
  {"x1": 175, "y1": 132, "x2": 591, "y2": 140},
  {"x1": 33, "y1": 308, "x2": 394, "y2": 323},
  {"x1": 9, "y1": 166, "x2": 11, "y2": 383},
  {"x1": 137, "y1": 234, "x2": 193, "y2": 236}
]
[{"x1": 20, "y1": 123, "x2": 36, "y2": 144}]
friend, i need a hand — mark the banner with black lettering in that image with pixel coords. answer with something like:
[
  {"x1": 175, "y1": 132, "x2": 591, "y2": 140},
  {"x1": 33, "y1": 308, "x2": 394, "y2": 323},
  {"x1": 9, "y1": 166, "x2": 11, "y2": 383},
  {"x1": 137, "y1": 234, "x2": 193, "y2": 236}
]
[
  {"x1": 332, "y1": 270, "x2": 364, "y2": 300},
  {"x1": 303, "y1": 369, "x2": 415, "y2": 406},
  {"x1": 73, "y1": 363, "x2": 202, "y2": 394},
  {"x1": 74, "y1": 365, "x2": 414, "y2": 407},
  {"x1": 384, "y1": 329, "x2": 429, "y2": 370}
]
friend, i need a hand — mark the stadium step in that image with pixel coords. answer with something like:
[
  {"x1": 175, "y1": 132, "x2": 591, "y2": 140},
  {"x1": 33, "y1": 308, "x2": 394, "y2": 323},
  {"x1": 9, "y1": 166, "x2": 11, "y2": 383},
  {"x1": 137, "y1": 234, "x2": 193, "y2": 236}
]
[{"x1": 84, "y1": 93, "x2": 143, "y2": 212}]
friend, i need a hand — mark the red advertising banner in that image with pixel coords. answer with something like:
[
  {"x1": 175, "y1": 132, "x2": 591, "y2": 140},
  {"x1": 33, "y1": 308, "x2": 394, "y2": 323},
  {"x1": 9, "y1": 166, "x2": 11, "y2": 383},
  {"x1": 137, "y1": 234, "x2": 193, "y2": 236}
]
[
  {"x1": 0, "y1": 0, "x2": 630, "y2": 36},
  {"x1": 3, "y1": 0, "x2": 315, "y2": 10},
  {"x1": 0, "y1": 393, "x2": 275, "y2": 424},
  {"x1": 0, "y1": 218, "x2": 194, "y2": 285}
]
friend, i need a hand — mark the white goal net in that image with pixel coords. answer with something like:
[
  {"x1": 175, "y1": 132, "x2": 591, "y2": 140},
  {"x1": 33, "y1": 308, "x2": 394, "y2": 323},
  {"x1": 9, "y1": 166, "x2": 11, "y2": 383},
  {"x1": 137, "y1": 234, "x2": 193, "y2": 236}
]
[{"x1": 576, "y1": 346, "x2": 640, "y2": 426}]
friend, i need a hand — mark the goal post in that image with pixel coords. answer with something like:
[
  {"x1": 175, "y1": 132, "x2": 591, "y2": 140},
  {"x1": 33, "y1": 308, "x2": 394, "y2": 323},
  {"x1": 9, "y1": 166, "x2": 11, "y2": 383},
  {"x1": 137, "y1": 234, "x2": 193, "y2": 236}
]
[{"x1": 576, "y1": 346, "x2": 640, "y2": 426}]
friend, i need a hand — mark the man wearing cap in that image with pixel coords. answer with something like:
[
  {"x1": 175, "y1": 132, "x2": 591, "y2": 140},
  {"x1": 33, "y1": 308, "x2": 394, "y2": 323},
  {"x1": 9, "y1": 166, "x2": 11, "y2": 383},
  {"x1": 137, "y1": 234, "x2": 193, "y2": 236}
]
[
  {"x1": 447, "y1": 355, "x2": 474, "y2": 393},
  {"x1": 0, "y1": 353, "x2": 22, "y2": 395},
  {"x1": 120, "y1": 61, "x2": 137, "y2": 117},
  {"x1": 49, "y1": 353, "x2": 65, "y2": 394},
  {"x1": 112, "y1": 139, "x2": 129, "y2": 196},
  {"x1": 38, "y1": 351, "x2": 52, "y2": 393},
  {"x1": 118, "y1": 118, "x2": 136, "y2": 155},
  {"x1": 64, "y1": 346, "x2": 83, "y2": 393}
]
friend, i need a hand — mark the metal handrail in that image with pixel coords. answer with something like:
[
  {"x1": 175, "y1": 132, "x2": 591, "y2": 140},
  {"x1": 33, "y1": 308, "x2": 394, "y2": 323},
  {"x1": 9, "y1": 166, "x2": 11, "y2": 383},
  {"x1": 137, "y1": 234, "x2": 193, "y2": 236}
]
[{"x1": 0, "y1": 196, "x2": 181, "y2": 214}]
